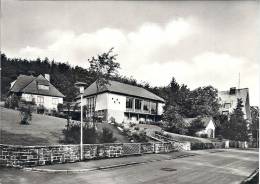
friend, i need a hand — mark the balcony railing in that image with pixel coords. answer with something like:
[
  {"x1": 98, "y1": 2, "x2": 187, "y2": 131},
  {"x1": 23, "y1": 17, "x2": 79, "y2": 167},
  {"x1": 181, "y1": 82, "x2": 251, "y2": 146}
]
[{"x1": 126, "y1": 107, "x2": 157, "y2": 115}]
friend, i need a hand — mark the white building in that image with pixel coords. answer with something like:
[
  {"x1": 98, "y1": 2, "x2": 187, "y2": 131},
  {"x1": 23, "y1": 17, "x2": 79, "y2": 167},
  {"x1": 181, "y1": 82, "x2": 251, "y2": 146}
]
[
  {"x1": 184, "y1": 117, "x2": 216, "y2": 138},
  {"x1": 76, "y1": 80, "x2": 165, "y2": 123},
  {"x1": 9, "y1": 74, "x2": 65, "y2": 110},
  {"x1": 218, "y1": 87, "x2": 251, "y2": 122}
]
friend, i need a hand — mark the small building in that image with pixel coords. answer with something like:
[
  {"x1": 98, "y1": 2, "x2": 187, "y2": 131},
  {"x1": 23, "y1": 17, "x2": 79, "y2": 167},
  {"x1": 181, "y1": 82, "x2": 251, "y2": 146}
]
[
  {"x1": 76, "y1": 80, "x2": 165, "y2": 124},
  {"x1": 184, "y1": 117, "x2": 216, "y2": 138},
  {"x1": 218, "y1": 87, "x2": 251, "y2": 122},
  {"x1": 9, "y1": 74, "x2": 65, "y2": 110}
]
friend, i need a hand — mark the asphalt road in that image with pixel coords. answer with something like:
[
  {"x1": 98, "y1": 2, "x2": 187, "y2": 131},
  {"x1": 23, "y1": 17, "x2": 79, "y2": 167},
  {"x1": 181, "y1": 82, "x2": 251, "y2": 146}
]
[{"x1": 0, "y1": 149, "x2": 258, "y2": 184}]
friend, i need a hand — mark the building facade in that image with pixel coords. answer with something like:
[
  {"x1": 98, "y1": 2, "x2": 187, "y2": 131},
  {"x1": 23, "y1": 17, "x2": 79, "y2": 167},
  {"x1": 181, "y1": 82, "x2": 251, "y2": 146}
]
[
  {"x1": 76, "y1": 80, "x2": 165, "y2": 123},
  {"x1": 9, "y1": 74, "x2": 65, "y2": 110},
  {"x1": 218, "y1": 87, "x2": 251, "y2": 122}
]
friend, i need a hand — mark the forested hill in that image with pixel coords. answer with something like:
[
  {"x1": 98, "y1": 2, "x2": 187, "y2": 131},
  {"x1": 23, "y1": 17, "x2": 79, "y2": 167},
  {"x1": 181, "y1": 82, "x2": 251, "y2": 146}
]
[
  {"x1": 1, "y1": 53, "x2": 221, "y2": 119},
  {"x1": 1, "y1": 53, "x2": 151, "y2": 101}
]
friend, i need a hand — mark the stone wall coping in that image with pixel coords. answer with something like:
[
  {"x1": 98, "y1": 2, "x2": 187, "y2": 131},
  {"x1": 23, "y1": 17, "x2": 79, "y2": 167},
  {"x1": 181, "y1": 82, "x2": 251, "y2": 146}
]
[{"x1": 0, "y1": 142, "x2": 157, "y2": 148}]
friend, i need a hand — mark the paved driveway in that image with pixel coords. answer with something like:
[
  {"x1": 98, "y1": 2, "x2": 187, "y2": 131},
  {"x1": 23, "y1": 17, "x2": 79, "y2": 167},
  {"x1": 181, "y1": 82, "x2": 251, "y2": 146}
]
[{"x1": 0, "y1": 149, "x2": 258, "y2": 184}]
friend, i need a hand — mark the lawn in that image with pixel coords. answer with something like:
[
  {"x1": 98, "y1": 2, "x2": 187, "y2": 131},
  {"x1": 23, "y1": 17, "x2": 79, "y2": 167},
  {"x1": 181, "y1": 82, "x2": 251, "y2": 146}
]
[
  {"x1": 0, "y1": 107, "x2": 67, "y2": 145},
  {"x1": 0, "y1": 107, "x2": 130, "y2": 145}
]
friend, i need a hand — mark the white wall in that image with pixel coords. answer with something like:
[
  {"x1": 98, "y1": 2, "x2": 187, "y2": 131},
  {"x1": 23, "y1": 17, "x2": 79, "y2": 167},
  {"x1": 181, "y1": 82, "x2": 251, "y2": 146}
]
[
  {"x1": 107, "y1": 93, "x2": 126, "y2": 111},
  {"x1": 197, "y1": 120, "x2": 216, "y2": 138},
  {"x1": 107, "y1": 93, "x2": 126, "y2": 123},
  {"x1": 157, "y1": 103, "x2": 164, "y2": 115},
  {"x1": 21, "y1": 93, "x2": 63, "y2": 110},
  {"x1": 205, "y1": 120, "x2": 215, "y2": 131},
  {"x1": 10, "y1": 80, "x2": 16, "y2": 89}
]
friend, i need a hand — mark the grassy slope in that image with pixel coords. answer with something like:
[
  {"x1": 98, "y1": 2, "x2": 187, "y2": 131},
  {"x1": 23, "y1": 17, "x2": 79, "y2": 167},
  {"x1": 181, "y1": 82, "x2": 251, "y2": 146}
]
[
  {"x1": 0, "y1": 107, "x2": 130, "y2": 145},
  {"x1": 0, "y1": 107, "x2": 67, "y2": 145},
  {"x1": 96, "y1": 123, "x2": 130, "y2": 143}
]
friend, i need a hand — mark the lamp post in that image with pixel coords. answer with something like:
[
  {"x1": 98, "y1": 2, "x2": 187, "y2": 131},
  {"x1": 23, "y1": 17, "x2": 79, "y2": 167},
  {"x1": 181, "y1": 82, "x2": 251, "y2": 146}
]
[{"x1": 75, "y1": 82, "x2": 86, "y2": 160}]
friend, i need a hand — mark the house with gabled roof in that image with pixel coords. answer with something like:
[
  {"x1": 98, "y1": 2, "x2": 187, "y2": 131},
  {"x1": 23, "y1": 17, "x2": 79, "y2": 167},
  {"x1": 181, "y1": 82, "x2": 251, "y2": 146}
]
[
  {"x1": 76, "y1": 80, "x2": 165, "y2": 124},
  {"x1": 218, "y1": 87, "x2": 251, "y2": 123},
  {"x1": 9, "y1": 74, "x2": 65, "y2": 110},
  {"x1": 183, "y1": 117, "x2": 216, "y2": 138}
]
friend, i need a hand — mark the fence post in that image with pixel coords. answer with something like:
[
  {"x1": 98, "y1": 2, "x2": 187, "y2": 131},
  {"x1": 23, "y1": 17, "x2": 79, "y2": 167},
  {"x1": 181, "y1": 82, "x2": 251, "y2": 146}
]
[{"x1": 139, "y1": 143, "x2": 141, "y2": 154}]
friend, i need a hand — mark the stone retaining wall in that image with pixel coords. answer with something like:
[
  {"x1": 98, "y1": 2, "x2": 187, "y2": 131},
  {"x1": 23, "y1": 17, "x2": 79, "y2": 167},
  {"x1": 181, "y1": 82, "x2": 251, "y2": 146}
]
[{"x1": 0, "y1": 142, "x2": 176, "y2": 168}]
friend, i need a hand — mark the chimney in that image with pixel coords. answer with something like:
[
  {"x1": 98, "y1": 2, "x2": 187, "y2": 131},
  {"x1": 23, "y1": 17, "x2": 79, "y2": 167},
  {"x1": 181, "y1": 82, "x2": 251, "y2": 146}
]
[
  {"x1": 229, "y1": 87, "x2": 236, "y2": 95},
  {"x1": 45, "y1": 74, "x2": 50, "y2": 81}
]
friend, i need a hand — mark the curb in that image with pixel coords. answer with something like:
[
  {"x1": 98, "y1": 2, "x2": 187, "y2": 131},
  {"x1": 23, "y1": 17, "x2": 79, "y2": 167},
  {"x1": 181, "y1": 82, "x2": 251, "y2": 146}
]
[
  {"x1": 24, "y1": 161, "x2": 144, "y2": 173},
  {"x1": 23, "y1": 153, "x2": 196, "y2": 173},
  {"x1": 241, "y1": 168, "x2": 259, "y2": 184}
]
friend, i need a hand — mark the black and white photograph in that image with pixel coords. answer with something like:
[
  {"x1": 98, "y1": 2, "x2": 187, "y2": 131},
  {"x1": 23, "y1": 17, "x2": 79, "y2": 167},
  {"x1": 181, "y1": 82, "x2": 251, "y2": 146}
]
[{"x1": 0, "y1": 0, "x2": 259, "y2": 184}]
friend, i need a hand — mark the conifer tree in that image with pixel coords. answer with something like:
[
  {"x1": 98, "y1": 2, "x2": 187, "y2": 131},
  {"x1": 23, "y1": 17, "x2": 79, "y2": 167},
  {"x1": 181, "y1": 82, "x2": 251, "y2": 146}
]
[{"x1": 228, "y1": 98, "x2": 249, "y2": 141}]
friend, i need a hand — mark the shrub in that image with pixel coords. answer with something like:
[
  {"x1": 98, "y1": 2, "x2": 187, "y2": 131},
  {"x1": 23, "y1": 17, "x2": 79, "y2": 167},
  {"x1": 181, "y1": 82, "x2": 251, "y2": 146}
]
[
  {"x1": 191, "y1": 142, "x2": 214, "y2": 150},
  {"x1": 37, "y1": 105, "x2": 46, "y2": 114},
  {"x1": 5, "y1": 95, "x2": 20, "y2": 109},
  {"x1": 134, "y1": 126, "x2": 140, "y2": 131},
  {"x1": 109, "y1": 116, "x2": 116, "y2": 124},
  {"x1": 57, "y1": 103, "x2": 63, "y2": 112},
  {"x1": 62, "y1": 122, "x2": 98, "y2": 144},
  {"x1": 200, "y1": 134, "x2": 208, "y2": 138},
  {"x1": 18, "y1": 100, "x2": 34, "y2": 125},
  {"x1": 99, "y1": 127, "x2": 117, "y2": 143},
  {"x1": 132, "y1": 131, "x2": 148, "y2": 142},
  {"x1": 187, "y1": 118, "x2": 205, "y2": 136}
]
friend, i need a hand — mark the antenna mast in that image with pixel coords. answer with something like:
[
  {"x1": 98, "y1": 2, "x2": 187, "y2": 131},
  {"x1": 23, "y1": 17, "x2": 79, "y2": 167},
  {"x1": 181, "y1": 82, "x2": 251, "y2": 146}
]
[{"x1": 238, "y1": 72, "x2": 240, "y2": 89}]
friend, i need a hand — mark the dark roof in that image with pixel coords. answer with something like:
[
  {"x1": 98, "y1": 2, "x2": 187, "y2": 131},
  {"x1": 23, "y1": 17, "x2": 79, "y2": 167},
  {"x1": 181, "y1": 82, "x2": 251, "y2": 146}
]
[
  {"x1": 183, "y1": 117, "x2": 214, "y2": 128},
  {"x1": 10, "y1": 74, "x2": 65, "y2": 98},
  {"x1": 79, "y1": 80, "x2": 165, "y2": 102}
]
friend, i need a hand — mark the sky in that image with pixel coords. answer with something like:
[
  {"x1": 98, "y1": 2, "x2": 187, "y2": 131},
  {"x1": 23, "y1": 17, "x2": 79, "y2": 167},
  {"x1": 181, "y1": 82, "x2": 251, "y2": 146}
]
[{"x1": 1, "y1": 0, "x2": 259, "y2": 106}]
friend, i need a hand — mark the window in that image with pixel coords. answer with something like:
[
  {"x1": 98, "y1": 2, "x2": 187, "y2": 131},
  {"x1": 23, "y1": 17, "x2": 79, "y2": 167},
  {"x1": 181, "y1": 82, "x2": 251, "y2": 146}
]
[
  {"x1": 86, "y1": 97, "x2": 95, "y2": 117},
  {"x1": 151, "y1": 102, "x2": 157, "y2": 114},
  {"x1": 224, "y1": 103, "x2": 231, "y2": 109},
  {"x1": 126, "y1": 97, "x2": 133, "y2": 109},
  {"x1": 135, "y1": 99, "x2": 142, "y2": 110},
  {"x1": 222, "y1": 111, "x2": 229, "y2": 115},
  {"x1": 52, "y1": 98, "x2": 59, "y2": 105},
  {"x1": 37, "y1": 96, "x2": 44, "y2": 104},
  {"x1": 143, "y1": 100, "x2": 149, "y2": 111},
  {"x1": 38, "y1": 85, "x2": 49, "y2": 90}
]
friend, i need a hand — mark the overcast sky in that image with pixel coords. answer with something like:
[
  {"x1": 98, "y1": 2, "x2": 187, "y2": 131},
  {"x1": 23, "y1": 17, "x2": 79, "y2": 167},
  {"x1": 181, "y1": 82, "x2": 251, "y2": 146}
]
[{"x1": 1, "y1": 0, "x2": 259, "y2": 106}]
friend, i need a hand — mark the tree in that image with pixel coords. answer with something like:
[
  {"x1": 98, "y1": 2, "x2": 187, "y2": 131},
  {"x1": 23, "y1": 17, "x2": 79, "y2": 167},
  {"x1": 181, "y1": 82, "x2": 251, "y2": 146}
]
[
  {"x1": 214, "y1": 114, "x2": 229, "y2": 139},
  {"x1": 5, "y1": 94, "x2": 20, "y2": 109},
  {"x1": 188, "y1": 86, "x2": 220, "y2": 118},
  {"x1": 88, "y1": 48, "x2": 120, "y2": 123},
  {"x1": 18, "y1": 100, "x2": 35, "y2": 125},
  {"x1": 187, "y1": 117, "x2": 205, "y2": 136},
  {"x1": 227, "y1": 98, "x2": 249, "y2": 141},
  {"x1": 250, "y1": 106, "x2": 259, "y2": 145},
  {"x1": 162, "y1": 105, "x2": 187, "y2": 135}
]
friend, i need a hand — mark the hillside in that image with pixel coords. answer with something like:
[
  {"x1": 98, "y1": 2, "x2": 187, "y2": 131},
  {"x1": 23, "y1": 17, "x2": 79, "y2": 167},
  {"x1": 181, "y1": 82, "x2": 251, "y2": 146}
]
[
  {"x1": 0, "y1": 107, "x2": 129, "y2": 145},
  {"x1": 0, "y1": 107, "x2": 67, "y2": 145}
]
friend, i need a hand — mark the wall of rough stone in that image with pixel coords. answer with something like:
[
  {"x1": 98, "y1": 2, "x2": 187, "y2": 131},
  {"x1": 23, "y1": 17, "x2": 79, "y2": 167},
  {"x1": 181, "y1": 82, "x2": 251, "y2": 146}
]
[{"x1": 0, "y1": 142, "x2": 177, "y2": 168}]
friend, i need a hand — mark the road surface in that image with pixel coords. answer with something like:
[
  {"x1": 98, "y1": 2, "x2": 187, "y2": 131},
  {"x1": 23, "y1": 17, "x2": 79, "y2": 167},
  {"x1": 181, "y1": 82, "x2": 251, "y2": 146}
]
[{"x1": 0, "y1": 149, "x2": 258, "y2": 184}]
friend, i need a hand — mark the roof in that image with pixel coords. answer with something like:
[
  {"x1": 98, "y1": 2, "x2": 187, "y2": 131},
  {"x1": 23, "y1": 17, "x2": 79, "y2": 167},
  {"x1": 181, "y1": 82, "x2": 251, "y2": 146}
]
[
  {"x1": 79, "y1": 80, "x2": 165, "y2": 102},
  {"x1": 218, "y1": 88, "x2": 249, "y2": 105},
  {"x1": 183, "y1": 117, "x2": 214, "y2": 128},
  {"x1": 10, "y1": 74, "x2": 65, "y2": 98}
]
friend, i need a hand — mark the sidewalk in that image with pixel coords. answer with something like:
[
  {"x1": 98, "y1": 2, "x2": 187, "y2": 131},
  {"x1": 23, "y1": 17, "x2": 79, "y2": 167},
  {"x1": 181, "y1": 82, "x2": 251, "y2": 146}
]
[{"x1": 25, "y1": 151, "x2": 196, "y2": 173}]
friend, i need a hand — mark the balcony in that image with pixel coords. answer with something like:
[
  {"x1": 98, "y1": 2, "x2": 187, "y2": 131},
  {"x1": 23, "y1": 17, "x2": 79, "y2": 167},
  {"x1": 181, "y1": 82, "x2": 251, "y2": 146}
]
[{"x1": 126, "y1": 107, "x2": 156, "y2": 115}]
